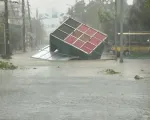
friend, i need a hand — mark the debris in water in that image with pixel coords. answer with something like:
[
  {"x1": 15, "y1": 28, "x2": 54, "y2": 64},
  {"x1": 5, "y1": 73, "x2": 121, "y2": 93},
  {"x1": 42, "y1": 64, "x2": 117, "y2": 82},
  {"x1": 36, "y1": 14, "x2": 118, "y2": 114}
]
[
  {"x1": 0, "y1": 61, "x2": 17, "y2": 70},
  {"x1": 105, "y1": 69, "x2": 120, "y2": 75},
  {"x1": 134, "y1": 75, "x2": 144, "y2": 80}
]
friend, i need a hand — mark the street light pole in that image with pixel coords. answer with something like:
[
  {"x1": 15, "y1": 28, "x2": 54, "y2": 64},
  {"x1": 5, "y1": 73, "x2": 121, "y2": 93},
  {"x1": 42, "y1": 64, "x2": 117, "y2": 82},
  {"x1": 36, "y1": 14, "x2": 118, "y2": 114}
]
[
  {"x1": 4, "y1": 0, "x2": 11, "y2": 57},
  {"x1": 22, "y1": 0, "x2": 26, "y2": 52},
  {"x1": 114, "y1": 0, "x2": 118, "y2": 59},
  {"x1": 120, "y1": 0, "x2": 124, "y2": 63}
]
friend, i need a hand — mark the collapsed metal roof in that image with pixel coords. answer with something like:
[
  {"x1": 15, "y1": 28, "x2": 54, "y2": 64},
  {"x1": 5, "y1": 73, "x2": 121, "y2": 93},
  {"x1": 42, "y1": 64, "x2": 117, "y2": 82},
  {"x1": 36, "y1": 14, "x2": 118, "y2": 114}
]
[
  {"x1": 32, "y1": 45, "x2": 78, "y2": 61},
  {"x1": 50, "y1": 17, "x2": 107, "y2": 54},
  {"x1": 32, "y1": 18, "x2": 108, "y2": 61}
]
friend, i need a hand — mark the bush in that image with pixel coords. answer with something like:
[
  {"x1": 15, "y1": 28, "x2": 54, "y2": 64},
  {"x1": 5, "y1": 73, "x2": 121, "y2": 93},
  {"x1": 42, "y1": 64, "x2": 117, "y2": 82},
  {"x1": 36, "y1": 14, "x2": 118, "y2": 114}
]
[{"x1": 0, "y1": 61, "x2": 17, "y2": 70}]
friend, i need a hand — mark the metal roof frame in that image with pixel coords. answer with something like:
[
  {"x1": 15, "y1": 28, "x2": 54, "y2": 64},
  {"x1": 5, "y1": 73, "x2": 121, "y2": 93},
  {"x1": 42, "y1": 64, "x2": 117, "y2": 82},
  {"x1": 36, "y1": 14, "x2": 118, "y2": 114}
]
[{"x1": 50, "y1": 17, "x2": 107, "y2": 54}]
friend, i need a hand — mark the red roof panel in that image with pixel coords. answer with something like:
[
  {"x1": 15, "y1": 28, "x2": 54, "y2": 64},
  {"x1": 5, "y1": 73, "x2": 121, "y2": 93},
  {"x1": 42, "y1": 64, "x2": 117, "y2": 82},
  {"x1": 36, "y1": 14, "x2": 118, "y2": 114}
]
[
  {"x1": 78, "y1": 24, "x2": 89, "y2": 32},
  {"x1": 72, "y1": 30, "x2": 83, "y2": 38},
  {"x1": 94, "y1": 32, "x2": 106, "y2": 40},
  {"x1": 86, "y1": 28, "x2": 97, "y2": 36},
  {"x1": 73, "y1": 40, "x2": 85, "y2": 48},
  {"x1": 65, "y1": 35, "x2": 77, "y2": 44},
  {"x1": 80, "y1": 34, "x2": 90, "y2": 42},
  {"x1": 83, "y1": 42, "x2": 96, "y2": 50},
  {"x1": 51, "y1": 18, "x2": 107, "y2": 55},
  {"x1": 90, "y1": 37, "x2": 102, "y2": 46},
  {"x1": 81, "y1": 46, "x2": 92, "y2": 54}
]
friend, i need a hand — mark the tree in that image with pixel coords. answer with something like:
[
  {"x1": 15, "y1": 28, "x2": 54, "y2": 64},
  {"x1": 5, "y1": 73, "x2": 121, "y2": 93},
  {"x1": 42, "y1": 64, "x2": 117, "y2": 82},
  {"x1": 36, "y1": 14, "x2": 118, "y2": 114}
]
[
  {"x1": 68, "y1": 0, "x2": 86, "y2": 22},
  {"x1": 31, "y1": 18, "x2": 46, "y2": 47},
  {"x1": 128, "y1": 0, "x2": 150, "y2": 31},
  {"x1": 66, "y1": 0, "x2": 118, "y2": 42},
  {"x1": 145, "y1": 0, "x2": 150, "y2": 8}
]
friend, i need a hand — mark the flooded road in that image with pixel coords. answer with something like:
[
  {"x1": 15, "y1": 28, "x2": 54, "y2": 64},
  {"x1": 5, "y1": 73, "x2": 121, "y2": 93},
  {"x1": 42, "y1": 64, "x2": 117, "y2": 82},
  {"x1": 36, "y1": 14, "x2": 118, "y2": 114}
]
[{"x1": 0, "y1": 60, "x2": 150, "y2": 120}]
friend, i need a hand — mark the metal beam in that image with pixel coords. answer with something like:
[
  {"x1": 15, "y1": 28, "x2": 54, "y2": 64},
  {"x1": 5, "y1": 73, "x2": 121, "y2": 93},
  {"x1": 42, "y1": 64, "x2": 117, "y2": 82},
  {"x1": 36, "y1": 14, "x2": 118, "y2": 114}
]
[{"x1": 118, "y1": 32, "x2": 150, "y2": 35}]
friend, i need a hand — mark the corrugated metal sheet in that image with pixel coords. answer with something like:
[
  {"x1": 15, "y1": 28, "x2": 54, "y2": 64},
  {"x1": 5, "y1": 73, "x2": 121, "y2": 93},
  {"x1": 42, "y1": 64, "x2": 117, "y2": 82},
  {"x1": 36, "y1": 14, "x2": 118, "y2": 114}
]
[{"x1": 32, "y1": 45, "x2": 79, "y2": 61}]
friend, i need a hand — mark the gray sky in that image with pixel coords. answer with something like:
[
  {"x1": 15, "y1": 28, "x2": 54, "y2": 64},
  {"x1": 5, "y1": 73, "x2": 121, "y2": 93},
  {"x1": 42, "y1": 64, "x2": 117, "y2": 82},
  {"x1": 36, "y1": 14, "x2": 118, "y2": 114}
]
[
  {"x1": 30, "y1": 0, "x2": 79, "y2": 14},
  {"x1": 30, "y1": 0, "x2": 90, "y2": 33},
  {"x1": 30, "y1": 0, "x2": 133, "y2": 15},
  {"x1": 29, "y1": 0, "x2": 133, "y2": 33}
]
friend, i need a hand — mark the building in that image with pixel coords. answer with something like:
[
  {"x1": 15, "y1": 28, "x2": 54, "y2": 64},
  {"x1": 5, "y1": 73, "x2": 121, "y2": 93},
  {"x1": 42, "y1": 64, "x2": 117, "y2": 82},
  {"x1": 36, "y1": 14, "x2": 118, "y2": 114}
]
[
  {"x1": 0, "y1": 1, "x2": 4, "y2": 22},
  {"x1": 0, "y1": 0, "x2": 22, "y2": 25},
  {"x1": 8, "y1": 0, "x2": 22, "y2": 25}
]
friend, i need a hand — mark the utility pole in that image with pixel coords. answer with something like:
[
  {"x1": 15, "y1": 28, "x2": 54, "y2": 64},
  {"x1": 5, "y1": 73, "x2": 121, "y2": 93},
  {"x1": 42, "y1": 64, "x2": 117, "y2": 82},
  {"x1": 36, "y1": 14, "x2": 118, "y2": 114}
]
[
  {"x1": 114, "y1": 0, "x2": 118, "y2": 60},
  {"x1": 4, "y1": 0, "x2": 11, "y2": 57},
  {"x1": 120, "y1": 0, "x2": 124, "y2": 63},
  {"x1": 27, "y1": 0, "x2": 33, "y2": 49},
  {"x1": 22, "y1": 0, "x2": 26, "y2": 52},
  {"x1": 35, "y1": 9, "x2": 39, "y2": 48}
]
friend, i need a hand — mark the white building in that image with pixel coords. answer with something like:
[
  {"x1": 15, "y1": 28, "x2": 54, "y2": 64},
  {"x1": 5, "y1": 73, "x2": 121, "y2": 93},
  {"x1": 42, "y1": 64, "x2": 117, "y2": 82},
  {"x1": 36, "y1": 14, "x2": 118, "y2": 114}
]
[
  {"x1": 8, "y1": 0, "x2": 22, "y2": 25},
  {"x1": 0, "y1": 2, "x2": 4, "y2": 22},
  {"x1": 0, "y1": 0, "x2": 22, "y2": 25}
]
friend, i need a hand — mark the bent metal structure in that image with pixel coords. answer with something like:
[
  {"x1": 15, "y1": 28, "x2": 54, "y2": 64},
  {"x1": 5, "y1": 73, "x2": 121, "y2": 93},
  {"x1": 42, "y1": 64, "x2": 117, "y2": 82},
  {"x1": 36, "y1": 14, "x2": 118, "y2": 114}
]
[
  {"x1": 50, "y1": 17, "x2": 107, "y2": 60},
  {"x1": 32, "y1": 18, "x2": 108, "y2": 60}
]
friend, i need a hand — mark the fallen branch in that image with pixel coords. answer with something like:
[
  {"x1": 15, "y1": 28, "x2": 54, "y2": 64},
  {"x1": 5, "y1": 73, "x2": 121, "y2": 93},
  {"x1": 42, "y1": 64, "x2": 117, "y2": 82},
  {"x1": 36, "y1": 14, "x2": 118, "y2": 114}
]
[{"x1": 105, "y1": 69, "x2": 120, "y2": 75}]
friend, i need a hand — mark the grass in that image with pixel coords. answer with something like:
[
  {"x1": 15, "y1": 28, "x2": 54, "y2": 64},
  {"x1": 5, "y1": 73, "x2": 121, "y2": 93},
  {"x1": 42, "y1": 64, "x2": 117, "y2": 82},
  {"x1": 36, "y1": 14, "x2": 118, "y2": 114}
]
[{"x1": 0, "y1": 61, "x2": 18, "y2": 70}]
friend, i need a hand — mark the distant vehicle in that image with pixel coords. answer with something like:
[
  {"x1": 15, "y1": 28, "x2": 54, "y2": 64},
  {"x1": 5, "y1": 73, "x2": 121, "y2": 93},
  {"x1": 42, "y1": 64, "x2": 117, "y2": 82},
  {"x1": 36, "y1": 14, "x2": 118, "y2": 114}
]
[
  {"x1": 52, "y1": 13, "x2": 58, "y2": 18},
  {"x1": 112, "y1": 32, "x2": 150, "y2": 57},
  {"x1": 111, "y1": 41, "x2": 150, "y2": 57}
]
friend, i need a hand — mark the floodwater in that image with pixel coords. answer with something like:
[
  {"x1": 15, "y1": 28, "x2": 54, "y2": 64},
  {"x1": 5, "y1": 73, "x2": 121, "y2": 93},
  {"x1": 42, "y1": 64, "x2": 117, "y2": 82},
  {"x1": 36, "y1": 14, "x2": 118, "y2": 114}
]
[{"x1": 0, "y1": 59, "x2": 150, "y2": 120}]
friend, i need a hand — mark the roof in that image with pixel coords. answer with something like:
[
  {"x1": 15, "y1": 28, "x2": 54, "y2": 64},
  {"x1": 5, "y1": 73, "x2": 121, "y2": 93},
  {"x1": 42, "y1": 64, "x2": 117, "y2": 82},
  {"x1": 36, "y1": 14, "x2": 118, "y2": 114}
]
[
  {"x1": 32, "y1": 45, "x2": 79, "y2": 61},
  {"x1": 50, "y1": 17, "x2": 107, "y2": 54}
]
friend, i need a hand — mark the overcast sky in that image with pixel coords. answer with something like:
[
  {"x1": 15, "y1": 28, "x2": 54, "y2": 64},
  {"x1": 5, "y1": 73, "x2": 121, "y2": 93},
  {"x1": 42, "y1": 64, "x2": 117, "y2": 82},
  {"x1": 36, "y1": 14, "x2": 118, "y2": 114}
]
[
  {"x1": 30, "y1": 0, "x2": 133, "y2": 15},
  {"x1": 29, "y1": 0, "x2": 133, "y2": 33},
  {"x1": 30, "y1": 0, "x2": 80, "y2": 14}
]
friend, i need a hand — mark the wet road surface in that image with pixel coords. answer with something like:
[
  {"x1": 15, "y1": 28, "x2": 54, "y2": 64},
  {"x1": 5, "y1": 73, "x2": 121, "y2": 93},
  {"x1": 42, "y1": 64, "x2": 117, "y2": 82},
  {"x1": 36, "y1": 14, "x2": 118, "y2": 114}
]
[{"x1": 0, "y1": 60, "x2": 150, "y2": 120}]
